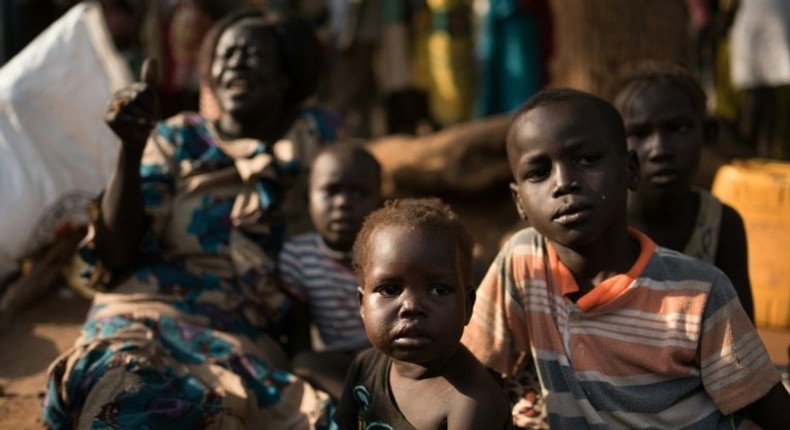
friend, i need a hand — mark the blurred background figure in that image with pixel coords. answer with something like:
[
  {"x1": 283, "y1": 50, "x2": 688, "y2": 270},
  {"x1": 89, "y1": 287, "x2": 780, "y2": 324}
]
[
  {"x1": 473, "y1": 0, "x2": 551, "y2": 117},
  {"x1": 413, "y1": 0, "x2": 475, "y2": 128},
  {"x1": 325, "y1": 0, "x2": 381, "y2": 137},
  {"x1": 730, "y1": 0, "x2": 790, "y2": 159}
]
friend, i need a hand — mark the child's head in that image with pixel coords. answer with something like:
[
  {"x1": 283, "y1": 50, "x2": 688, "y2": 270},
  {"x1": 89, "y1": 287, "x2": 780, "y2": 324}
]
[
  {"x1": 309, "y1": 143, "x2": 382, "y2": 253},
  {"x1": 353, "y1": 198, "x2": 475, "y2": 366},
  {"x1": 506, "y1": 88, "x2": 639, "y2": 248},
  {"x1": 611, "y1": 62, "x2": 715, "y2": 198}
]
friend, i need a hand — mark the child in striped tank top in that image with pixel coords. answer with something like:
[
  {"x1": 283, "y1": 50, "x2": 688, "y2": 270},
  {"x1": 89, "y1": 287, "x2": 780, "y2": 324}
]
[
  {"x1": 613, "y1": 61, "x2": 753, "y2": 321},
  {"x1": 279, "y1": 143, "x2": 382, "y2": 401}
]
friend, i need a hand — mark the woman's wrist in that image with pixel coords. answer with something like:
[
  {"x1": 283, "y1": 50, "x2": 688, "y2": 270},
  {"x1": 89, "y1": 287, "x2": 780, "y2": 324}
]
[{"x1": 117, "y1": 141, "x2": 146, "y2": 167}]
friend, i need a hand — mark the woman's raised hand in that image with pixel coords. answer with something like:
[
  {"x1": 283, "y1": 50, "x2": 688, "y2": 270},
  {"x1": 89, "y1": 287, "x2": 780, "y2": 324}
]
[{"x1": 104, "y1": 58, "x2": 160, "y2": 150}]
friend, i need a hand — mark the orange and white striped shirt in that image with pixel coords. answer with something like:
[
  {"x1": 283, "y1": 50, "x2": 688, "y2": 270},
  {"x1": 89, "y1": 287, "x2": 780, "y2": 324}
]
[{"x1": 462, "y1": 227, "x2": 779, "y2": 429}]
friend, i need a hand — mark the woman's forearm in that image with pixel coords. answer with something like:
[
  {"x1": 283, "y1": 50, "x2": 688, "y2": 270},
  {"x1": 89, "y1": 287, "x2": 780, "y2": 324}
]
[{"x1": 93, "y1": 145, "x2": 146, "y2": 271}]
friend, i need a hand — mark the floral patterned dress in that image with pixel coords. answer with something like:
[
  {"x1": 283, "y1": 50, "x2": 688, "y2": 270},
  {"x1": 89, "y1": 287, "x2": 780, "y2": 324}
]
[{"x1": 44, "y1": 111, "x2": 336, "y2": 430}]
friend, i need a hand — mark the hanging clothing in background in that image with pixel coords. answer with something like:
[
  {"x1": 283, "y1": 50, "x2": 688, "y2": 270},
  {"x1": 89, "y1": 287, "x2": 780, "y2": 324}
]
[
  {"x1": 475, "y1": 0, "x2": 551, "y2": 117},
  {"x1": 730, "y1": 0, "x2": 790, "y2": 159},
  {"x1": 707, "y1": 0, "x2": 741, "y2": 125},
  {"x1": 413, "y1": 0, "x2": 475, "y2": 127},
  {"x1": 730, "y1": 0, "x2": 790, "y2": 89},
  {"x1": 325, "y1": 0, "x2": 381, "y2": 137}
]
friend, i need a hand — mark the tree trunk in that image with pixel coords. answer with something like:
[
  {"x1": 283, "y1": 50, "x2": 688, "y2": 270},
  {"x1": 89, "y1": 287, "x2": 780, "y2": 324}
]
[{"x1": 549, "y1": 0, "x2": 692, "y2": 98}]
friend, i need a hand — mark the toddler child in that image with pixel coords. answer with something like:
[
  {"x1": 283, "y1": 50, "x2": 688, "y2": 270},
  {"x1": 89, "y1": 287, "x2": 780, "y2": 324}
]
[
  {"x1": 462, "y1": 88, "x2": 790, "y2": 429},
  {"x1": 613, "y1": 61, "x2": 754, "y2": 320},
  {"x1": 335, "y1": 198, "x2": 510, "y2": 429},
  {"x1": 279, "y1": 143, "x2": 381, "y2": 400}
]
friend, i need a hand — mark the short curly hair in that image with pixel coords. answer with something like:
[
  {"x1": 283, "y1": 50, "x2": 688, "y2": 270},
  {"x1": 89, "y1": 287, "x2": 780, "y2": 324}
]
[
  {"x1": 352, "y1": 198, "x2": 475, "y2": 287},
  {"x1": 507, "y1": 88, "x2": 628, "y2": 157},
  {"x1": 197, "y1": 7, "x2": 321, "y2": 109},
  {"x1": 311, "y1": 142, "x2": 382, "y2": 189}
]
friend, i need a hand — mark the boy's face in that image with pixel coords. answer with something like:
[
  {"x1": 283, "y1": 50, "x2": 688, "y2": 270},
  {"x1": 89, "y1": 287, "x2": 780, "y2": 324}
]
[
  {"x1": 358, "y1": 225, "x2": 473, "y2": 367},
  {"x1": 507, "y1": 102, "x2": 638, "y2": 248},
  {"x1": 309, "y1": 152, "x2": 381, "y2": 252},
  {"x1": 619, "y1": 83, "x2": 709, "y2": 198}
]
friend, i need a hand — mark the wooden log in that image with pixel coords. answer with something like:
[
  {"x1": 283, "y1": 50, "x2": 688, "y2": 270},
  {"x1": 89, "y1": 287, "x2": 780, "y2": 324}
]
[{"x1": 366, "y1": 114, "x2": 512, "y2": 196}]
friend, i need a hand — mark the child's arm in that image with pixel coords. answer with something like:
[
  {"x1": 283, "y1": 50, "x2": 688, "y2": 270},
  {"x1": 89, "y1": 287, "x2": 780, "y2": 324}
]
[
  {"x1": 461, "y1": 233, "x2": 532, "y2": 376},
  {"x1": 447, "y1": 350, "x2": 512, "y2": 430},
  {"x1": 714, "y1": 205, "x2": 754, "y2": 321},
  {"x1": 278, "y1": 242, "x2": 313, "y2": 356},
  {"x1": 699, "y1": 270, "x2": 786, "y2": 427},
  {"x1": 743, "y1": 382, "x2": 790, "y2": 430}
]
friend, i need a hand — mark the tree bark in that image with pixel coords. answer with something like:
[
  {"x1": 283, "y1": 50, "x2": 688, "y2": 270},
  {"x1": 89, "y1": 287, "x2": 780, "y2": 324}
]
[{"x1": 549, "y1": 0, "x2": 692, "y2": 98}]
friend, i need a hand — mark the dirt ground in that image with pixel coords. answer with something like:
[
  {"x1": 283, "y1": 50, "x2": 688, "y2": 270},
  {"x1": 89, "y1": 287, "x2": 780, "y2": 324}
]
[{"x1": 0, "y1": 289, "x2": 90, "y2": 429}]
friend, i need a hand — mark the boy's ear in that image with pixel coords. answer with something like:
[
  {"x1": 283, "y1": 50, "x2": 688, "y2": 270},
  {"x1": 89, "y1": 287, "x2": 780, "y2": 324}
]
[
  {"x1": 509, "y1": 182, "x2": 528, "y2": 221},
  {"x1": 626, "y1": 150, "x2": 640, "y2": 191},
  {"x1": 463, "y1": 285, "x2": 476, "y2": 325},
  {"x1": 357, "y1": 286, "x2": 365, "y2": 321},
  {"x1": 703, "y1": 118, "x2": 719, "y2": 146}
]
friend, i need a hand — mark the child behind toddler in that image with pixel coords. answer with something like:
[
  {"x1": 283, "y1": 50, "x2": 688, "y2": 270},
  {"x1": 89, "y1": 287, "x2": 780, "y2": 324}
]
[{"x1": 279, "y1": 143, "x2": 381, "y2": 400}]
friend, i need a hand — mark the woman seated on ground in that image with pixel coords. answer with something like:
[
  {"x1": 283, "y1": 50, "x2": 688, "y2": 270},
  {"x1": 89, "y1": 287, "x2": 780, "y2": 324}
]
[{"x1": 43, "y1": 8, "x2": 336, "y2": 429}]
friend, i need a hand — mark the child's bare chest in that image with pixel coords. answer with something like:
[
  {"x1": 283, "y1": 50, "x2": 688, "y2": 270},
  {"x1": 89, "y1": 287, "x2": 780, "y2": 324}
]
[{"x1": 390, "y1": 376, "x2": 453, "y2": 429}]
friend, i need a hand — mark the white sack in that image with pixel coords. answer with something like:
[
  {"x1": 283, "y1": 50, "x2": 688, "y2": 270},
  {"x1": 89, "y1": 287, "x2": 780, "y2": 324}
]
[{"x1": 0, "y1": 1, "x2": 132, "y2": 280}]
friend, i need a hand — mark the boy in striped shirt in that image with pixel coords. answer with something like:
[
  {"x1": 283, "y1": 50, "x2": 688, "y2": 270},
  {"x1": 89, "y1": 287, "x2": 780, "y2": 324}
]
[
  {"x1": 280, "y1": 143, "x2": 382, "y2": 401},
  {"x1": 462, "y1": 88, "x2": 790, "y2": 429}
]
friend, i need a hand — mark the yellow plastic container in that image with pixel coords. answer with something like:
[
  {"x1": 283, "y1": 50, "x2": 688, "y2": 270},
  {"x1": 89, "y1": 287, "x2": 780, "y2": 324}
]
[{"x1": 712, "y1": 159, "x2": 790, "y2": 329}]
